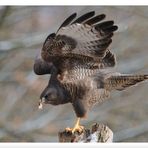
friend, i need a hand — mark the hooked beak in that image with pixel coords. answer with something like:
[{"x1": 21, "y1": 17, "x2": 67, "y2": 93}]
[{"x1": 38, "y1": 97, "x2": 46, "y2": 110}]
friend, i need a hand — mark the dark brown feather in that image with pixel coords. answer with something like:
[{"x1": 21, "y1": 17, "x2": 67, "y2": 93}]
[
  {"x1": 72, "y1": 11, "x2": 95, "y2": 24},
  {"x1": 33, "y1": 58, "x2": 54, "y2": 75},
  {"x1": 101, "y1": 50, "x2": 116, "y2": 67},
  {"x1": 84, "y1": 14, "x2": 106, "y2": 25},
  {"x1": 95, "y1": 21, "x2": 114, "y2": 30},
  {"x1": 57, "y1": 13, "x2": 77, "y2": 32},
  {"x1": 103, "y1": 26, "x2": 118, "y2": 33}
]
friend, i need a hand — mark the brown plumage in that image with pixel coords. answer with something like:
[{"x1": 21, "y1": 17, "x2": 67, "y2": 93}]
[{"x1": 34, "y1": 11, "x2": 148, "y2": 133}]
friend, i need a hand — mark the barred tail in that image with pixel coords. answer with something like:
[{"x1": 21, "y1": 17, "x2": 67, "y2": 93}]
[{"x1": 105, "y1": 74, "x2": 148, "y2": 91}]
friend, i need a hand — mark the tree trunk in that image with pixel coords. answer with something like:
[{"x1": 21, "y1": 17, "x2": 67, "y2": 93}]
[{"x1": 58, "y1": 123, "x2": 113, "y2": 142}]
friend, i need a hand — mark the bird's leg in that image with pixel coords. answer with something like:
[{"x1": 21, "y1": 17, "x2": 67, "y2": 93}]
[
  {"x1": 72, "y1": 118, "x2": 84, "y2": 133},
  {"x1": 66, "y1": 118, "x2": 84, "y2": 134},
  {"x1": 66, "y1": 99, "x2": 86, "y2": 133}
]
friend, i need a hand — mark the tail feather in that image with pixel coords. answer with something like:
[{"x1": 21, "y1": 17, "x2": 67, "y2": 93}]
[{"x1": 105, "y1": 74, "x2": 148, "y2": 91}]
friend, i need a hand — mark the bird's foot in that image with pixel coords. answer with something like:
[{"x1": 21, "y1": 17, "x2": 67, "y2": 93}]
[{"x1": 65, "y1": 125, "x2": 84, "y2": 134}]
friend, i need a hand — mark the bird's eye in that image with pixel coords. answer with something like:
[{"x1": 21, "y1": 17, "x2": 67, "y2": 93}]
[{"x1": 44, "y1": 94, "x2": 48, "y2": 99}]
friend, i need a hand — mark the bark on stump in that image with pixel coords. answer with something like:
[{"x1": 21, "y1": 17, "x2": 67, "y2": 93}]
[{"x1": 58, "y1": 123, "x2": 113, "y2": 142}]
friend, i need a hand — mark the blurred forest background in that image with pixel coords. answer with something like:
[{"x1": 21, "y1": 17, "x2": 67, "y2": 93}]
[{"x1": 0, "y1": 6, "x2": 148, "y2": 142}]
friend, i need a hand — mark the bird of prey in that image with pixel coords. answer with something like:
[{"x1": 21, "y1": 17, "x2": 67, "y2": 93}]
[{"x1": 34, "y1": 11, "x2": 148, "y2": 133}]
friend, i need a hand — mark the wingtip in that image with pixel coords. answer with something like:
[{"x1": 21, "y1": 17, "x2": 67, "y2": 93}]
[
  {"x1": 114, "y1": 25, "x2": 118, "y2": 31},
  {"x1": 72, "y1": 12, "x2": 77, "y2": 17},
  {"x1": 83, "y1": 11, "x2": 95, "y2": 17},
  {"x1": 102, "y1": 13, "x2": 106, "y2": 17},
  {"x1": 90, "y1": 11, "x2": 95, "y2": 15},
  {"x1": 144, "y1": 75, "x2": 148, "y2": 79},
  {"x1": 90, "y1": 11, "x2": 95, "y2": 17},
  {"x1": 86, "y1": 11, "x2": 95, "y2": 15},
  {"x1": 100, "y1": 14, "x2": 106, "y2": 20}
]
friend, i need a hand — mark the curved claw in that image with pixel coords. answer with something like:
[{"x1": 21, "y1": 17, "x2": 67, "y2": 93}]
[
  {"x1": 66, "y1": 125, "x2": 84, "y2": 134},
  {"x1": 72, "y1": 125, "x2": 84, "y2": 134},
  {"x1": 65, "y1": 118, "x2": 84, "y2": 134}
]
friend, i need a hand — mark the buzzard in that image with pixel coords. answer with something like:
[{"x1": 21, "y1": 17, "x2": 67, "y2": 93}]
[{"x1": 34, "y1": 11, "x2": 148, "y2": 133}]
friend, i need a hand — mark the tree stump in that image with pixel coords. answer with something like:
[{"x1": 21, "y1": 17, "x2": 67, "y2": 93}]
[{"x1": 58, "y1": 123, "x2": 113, "y2": 142}]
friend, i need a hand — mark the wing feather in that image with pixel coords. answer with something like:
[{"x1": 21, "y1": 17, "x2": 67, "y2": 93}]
[
  {"x1": 33, "y1": 58, "x2": 54, "y2": 75},
  {"x1": 95, "y1": 21, "x2": 114, "y2": 30},
  {"x1": 84, "y1": 14, "x2": 106, "y2": 25},
  {"x1": 101, "y1": 50, "x2": 116, "y2": 68},
  {"x1": 72, "y1": 11, "x2": 95, "y2": 24},
  {"x1": 56, "y1": 16, "x2": 118, "y2": 62},
  {"x1": 42, "y1": 12, "x2": 118, "y2": 69},
  {"x1": 57, "y1": 13, "x2": 77, "y2": 32}
]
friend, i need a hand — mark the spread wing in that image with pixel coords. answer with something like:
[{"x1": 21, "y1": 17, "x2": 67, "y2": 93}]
[{"x1": 42, "y1": 11, "x2": 118, "y2": 68}]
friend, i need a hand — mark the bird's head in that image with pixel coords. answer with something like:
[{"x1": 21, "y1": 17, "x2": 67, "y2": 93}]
[
  {"x1": 38, "y1": 78, "x2": 71, "y2": 109},
  {"x1": 40, "y1": 87, "x2": 60, "y2": 106}
]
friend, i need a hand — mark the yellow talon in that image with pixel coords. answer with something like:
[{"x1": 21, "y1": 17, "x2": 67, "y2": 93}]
[{"x1": 66, "y1": 118, "x2": 84, "y2": 134}]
